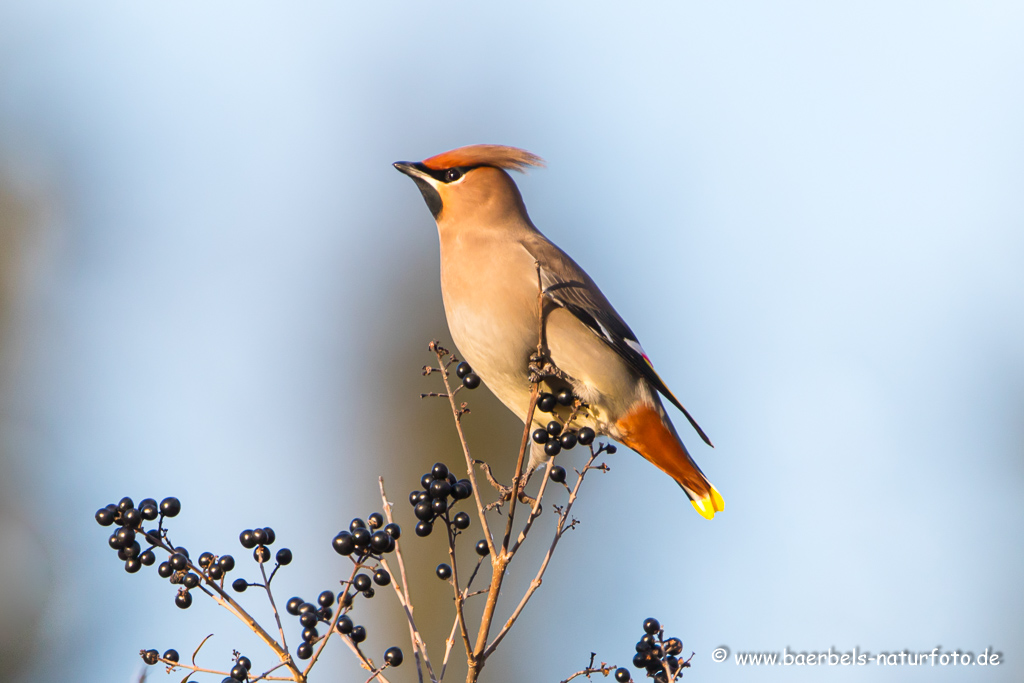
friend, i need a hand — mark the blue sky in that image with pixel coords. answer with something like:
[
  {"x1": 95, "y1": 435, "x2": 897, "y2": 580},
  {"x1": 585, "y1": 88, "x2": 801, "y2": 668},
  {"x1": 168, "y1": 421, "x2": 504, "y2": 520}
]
[{"x1": 0, "y1": 2, "x2": 1021, "y2": 682}]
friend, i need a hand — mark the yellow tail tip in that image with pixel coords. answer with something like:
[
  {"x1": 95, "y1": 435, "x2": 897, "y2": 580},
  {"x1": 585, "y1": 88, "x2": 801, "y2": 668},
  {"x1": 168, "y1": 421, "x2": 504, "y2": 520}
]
[{"x1": 691, "y1": 486, "x2": 725, "y2": 520}]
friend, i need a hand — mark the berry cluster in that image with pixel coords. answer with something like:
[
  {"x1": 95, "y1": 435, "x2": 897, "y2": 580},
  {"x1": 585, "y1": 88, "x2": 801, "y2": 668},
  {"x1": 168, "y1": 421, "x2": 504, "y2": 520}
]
[
  {"x1": 332, "y1": 512, "x2": 401, "y2": 559},
  {"x1": 530, "y1": 390, "x2": 600, "y2": 459},
  {"x1": 455, "y1": 361, "x2": 480, "y2": 389},
  {"x1": 625, "y1": 618, "x2": 690, "y2": 682},
  {"x1": 96, "y1": 496, "x2": 180, "y2": 574},
  {"x1": 408, "y1": 462, "x2": 473, "y2": 538},
  {"x1": 323, "y1": 512, "x2": 405, "y2": 665},
  {"x1": 284, "y1": 590, "x2": 372, "y2": 661},
  {"x1": 228, "y1": 525, "x2": 293, "y2": 596}
]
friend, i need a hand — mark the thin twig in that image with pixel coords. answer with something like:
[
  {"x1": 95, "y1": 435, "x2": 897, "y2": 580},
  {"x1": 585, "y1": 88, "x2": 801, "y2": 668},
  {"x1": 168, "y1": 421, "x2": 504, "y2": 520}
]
[
  {"x1": 304, "y1": 561, "x2": 364, "y2": 676},
  {"x1": 259, "y1": 560, "x2": 290, "y2": 656},
  {"x1": 483, "y1": 445, "x2": 606, "y2": 658},
  {"x1": 155, "y1": 657, "x2": 297, "y2": 682},
  {"x1": 431, "y1": 342, "x2": 496, "y2": 561},
  {"x1": 379, "y1": 478, "x2": 434, "y2": 683}
]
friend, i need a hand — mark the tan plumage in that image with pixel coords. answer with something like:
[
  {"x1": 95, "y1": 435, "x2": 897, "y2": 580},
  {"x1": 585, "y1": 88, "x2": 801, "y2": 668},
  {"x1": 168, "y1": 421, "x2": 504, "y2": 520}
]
[{"x1": 394, "y1": 144, "x2": 723, "y2": 519}]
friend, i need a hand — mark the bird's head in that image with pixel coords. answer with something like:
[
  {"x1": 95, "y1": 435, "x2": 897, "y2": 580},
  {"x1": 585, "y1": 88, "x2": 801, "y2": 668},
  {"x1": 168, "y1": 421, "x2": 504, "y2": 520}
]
[{"x1": 394, "y1": 144, "x2": 544, "y2": 227}]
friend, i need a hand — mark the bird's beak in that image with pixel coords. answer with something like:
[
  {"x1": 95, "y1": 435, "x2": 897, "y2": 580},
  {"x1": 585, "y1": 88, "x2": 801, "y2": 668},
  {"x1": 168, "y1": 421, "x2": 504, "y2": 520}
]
[
  {"x1": 393, "y1": 161, "x2": 429, "y2": 180},
  {"x1": 394, "y1": 161, "x2": 444, "y2": 218}
]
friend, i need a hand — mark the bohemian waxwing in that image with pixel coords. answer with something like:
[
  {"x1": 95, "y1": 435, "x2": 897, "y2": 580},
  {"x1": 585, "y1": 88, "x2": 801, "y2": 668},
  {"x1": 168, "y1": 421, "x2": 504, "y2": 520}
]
[{"x1": 394, "y1": 144, "x2": 724, "y2": 519}]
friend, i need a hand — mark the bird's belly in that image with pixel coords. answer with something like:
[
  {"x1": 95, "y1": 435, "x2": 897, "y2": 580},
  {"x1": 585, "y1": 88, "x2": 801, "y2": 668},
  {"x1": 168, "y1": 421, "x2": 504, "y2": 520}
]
[{"x1": 444, "y1": 294, "x2": 538, "y2": 419}]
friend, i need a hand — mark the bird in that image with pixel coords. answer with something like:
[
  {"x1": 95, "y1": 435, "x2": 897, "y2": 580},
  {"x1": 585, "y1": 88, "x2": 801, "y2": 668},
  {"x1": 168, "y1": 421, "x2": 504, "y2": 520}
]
[{"x1": 394, "y1": 144, "x2": 723, "y2": 519}]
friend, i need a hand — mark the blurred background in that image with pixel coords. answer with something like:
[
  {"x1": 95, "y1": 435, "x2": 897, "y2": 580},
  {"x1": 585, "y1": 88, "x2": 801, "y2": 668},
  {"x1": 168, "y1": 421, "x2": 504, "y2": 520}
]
[{"x1": 0, "y1": 1, "x2": 1021, "y2": 682}]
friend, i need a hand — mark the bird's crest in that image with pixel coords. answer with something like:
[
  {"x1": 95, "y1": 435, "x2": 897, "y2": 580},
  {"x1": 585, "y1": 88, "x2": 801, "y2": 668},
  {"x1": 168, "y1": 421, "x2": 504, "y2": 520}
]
[{"x1": 422, "y1": 145, "x2": 545, "y2": 173}]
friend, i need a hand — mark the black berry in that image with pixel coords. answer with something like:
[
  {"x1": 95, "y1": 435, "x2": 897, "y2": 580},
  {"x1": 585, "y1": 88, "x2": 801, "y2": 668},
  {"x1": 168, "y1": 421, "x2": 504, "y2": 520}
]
[
  {"x1": 175, "y1": 590, "x2": 192, "y2": 609},
  {"x1": 429, "y1": 479, "x2": 451, "y2": 499},
  {"x1": 349, "y1": 518, "x2": 366, "y2": 531},
  {"x1": 276, "y1": 548, "x2": 293, "y2": 565},
  {"x1": 462, "y1": 373, "x2": 480, "y2": 389},
  {"x1": 163, "y1": 649, "x2": 179, "y2": 663},
  {"x1": 141, "y1": 648, "x2": 159, "y2": 665},
  {"x1": 577, "y1": 427, "x2": 596, "y2": 445},
  {"x1": 643, "y1": 617, "x2": 661, "y2": 635},
  {"x1": 159, "y1": 497, "x2": 181, "y2": 517},
  {"x1": 140, "y1": 502, "x2": 159, "y2": 520},
  {"x1": 333, "y1": 532, "x2": 355, "y2": 556},
  {"x1": 556, "y1": 389, "x2": 574, "y2": 405},
  {"x1": 336, "y1": 615, "x2": 353, "y2": 634},
  {"x1": 546, "y1": 421, "x2": 562, "y2": 436},
  {"x1": 615, "y1": 667, "x2": 631, "y2": 682},
  {"x1": 370, "y1": 530, "x2": 390, "y2": 553},
  {"x1": 95, "y1": 507, "x2": 116, "y2": 526},
  {"x1": 350, "y1": 625, "x2": 366, "y2": 643},
  {"x1": 455, "y1": 362, "x2": 471, "y2": 378},
  {"x1": 351, "y1": 528, "x2": 371, "y2": 548},
  {"x1": 232, "y1": 578, "x2": 248, "y2": 592},
  {"x1": 475, "y1": 540, "x2": 490, "y2": 556},
  {"x1": 532, "y1": 428, "x2": 549, "y2": 444},
  {"x1": 436, "y1": 563, "x2": 452, "y2": 580},
  {"x1": 414, "y1": 501, "x2": 433, "y2": 521},
  {"x1": 373, "y1": 568, "x2": 391, "y2": 586},
  {"x1": 384, "y1": 646, "x2": 404, "y2": 667},
  {"x1": 253, "y1": 546, "x2": 270, "y2": 563},
  {"x1": 384, "y1": 523, "x2": 401, "y2": 539},
  {"x1": 415, "y1": 520, "x2": 432, "y2": 537},
  {"x1": 549, "y1": 466, "x2": 566, "y2": 483},
  {"x1": 218, "y1": 555, "x2": 235, "y2": 572},
  {"x1": 237, "y1": 656, "x2": 251, "y2": 671},
  {"x1": 559, "y1": 431, "x2": 577, "y2": 450},
  {"x1": 544, "y1": 440, "x2": 562, "y2": 456},
  {"x1": 296, "y1": 642, "x2": 312, "y2": 660},
  {"x1": 431, "y1": 462, "x2": 449, "y2": 480},
  {"x1": 537, "y1": 393, "x2": 557, "y2": 412},
  {"x1": 453, "y1": 511, "x2": 471, "y2": 529},
  {"x1": 367, "y1": 512, "x2": 384, "y2": 529},
  {"x1": 239, "y1": 530, "x2": 256, "y2": 549},
  {"x1": 353, "y1": 574, "x2": 371, "y2": 592},
  {"x1": 230, "y1": 664, "x2": 248, "y2": 680},
  {"x1": 286, "y1": 597, "x2": 303, "y2": 616}
]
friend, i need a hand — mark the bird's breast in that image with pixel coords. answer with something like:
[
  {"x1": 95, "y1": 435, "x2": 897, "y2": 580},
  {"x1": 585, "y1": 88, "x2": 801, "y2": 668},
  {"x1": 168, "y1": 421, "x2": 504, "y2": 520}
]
[{"x1": 438, "y1": 232, "x2": 539, "y2": 416}]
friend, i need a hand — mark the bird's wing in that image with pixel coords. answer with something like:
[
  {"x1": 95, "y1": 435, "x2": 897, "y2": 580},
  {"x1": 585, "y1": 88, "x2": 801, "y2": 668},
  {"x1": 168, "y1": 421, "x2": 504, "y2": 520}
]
[{"x1": 521, "y1": 239, "x2": 713, "y2": 448}]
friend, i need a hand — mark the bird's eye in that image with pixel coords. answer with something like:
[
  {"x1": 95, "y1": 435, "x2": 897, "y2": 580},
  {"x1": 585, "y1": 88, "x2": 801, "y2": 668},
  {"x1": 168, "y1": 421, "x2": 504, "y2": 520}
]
[{"x1": 445, "y1": 168, "x2": 463, "y2": 183}]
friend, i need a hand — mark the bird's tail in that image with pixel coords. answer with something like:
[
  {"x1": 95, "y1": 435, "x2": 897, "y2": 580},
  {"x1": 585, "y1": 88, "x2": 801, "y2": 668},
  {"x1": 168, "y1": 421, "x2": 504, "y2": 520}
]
[{"x1": 616, "y1": 404, "x2": 724, "y2": 520}]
